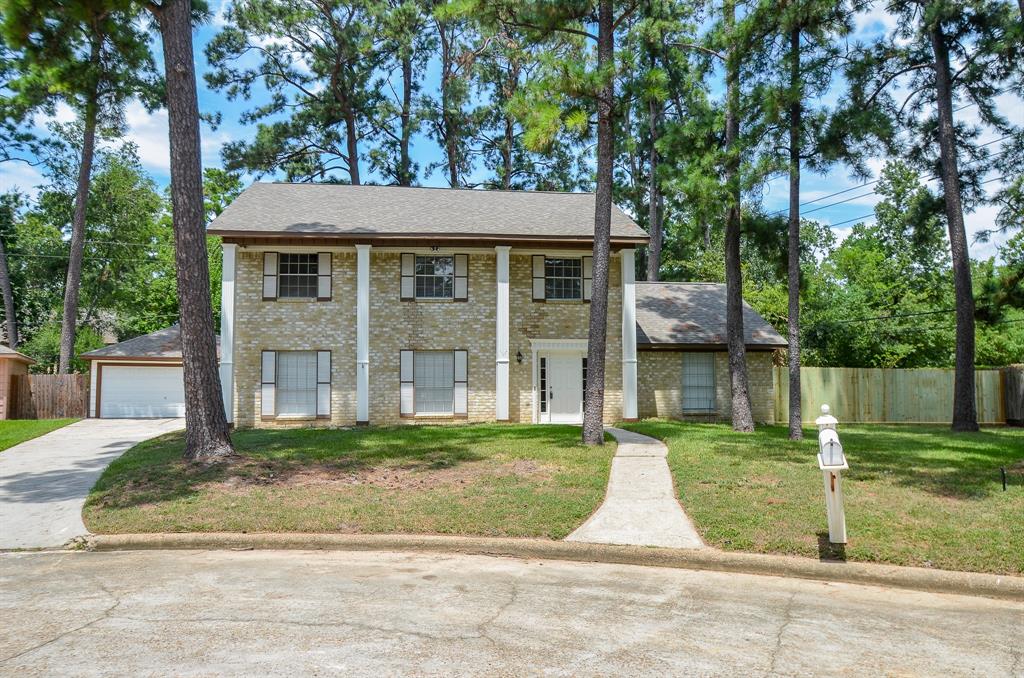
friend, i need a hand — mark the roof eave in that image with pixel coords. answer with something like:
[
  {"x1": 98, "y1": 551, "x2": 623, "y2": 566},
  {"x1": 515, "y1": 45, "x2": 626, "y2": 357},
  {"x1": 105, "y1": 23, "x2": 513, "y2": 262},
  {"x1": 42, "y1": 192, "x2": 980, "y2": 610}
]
[{"x1": 211, "y1": 231, "x2": 650, "y2": 247}]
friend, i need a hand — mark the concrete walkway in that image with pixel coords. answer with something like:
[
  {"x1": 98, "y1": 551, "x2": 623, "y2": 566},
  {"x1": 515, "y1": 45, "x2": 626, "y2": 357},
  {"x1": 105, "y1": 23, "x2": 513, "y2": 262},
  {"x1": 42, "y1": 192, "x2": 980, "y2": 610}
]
[
  {"x1": 566, "y1": 427, "x2": 704, "y2": 549},
  {"x1": 0, "y1": 418, "x2": 183, "y2": 550}
]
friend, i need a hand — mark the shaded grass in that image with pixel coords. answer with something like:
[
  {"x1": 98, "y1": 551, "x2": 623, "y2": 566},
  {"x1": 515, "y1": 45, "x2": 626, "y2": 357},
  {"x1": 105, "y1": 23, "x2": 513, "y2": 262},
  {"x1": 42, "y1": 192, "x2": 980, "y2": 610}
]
[
  {"x1": 624, "y1": 421, "x2": 1024, "y2": 575},
  {"x1": 84, "y1": 424, "x2": 615, "y2": 539},
  {"x1": 0, "y1": 419, "x2": 77, "y2": 453}
]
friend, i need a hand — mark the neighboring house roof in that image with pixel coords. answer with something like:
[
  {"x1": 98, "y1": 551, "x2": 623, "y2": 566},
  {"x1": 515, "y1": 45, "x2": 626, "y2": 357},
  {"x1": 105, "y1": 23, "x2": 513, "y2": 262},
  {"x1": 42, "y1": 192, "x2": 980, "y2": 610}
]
[
  {"x1": 635, "y1": 282, "x2": 786, "y2": 349},
  {"x1": 0, "y1": 344, "x2": 35, "y2": 364},
  {"x1": 80, "y1": 325, "x2": 220, "y2": 361},
  {"x1": 207, "y1": 183, "x2": 649, "y2": 245}
]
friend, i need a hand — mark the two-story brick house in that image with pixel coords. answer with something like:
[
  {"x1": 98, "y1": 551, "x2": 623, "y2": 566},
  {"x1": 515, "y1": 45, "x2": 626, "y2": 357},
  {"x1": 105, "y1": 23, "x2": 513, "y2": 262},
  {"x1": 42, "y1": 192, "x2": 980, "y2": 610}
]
[{"x1": 202, "y1": 182, "x2": 784, "y2": 428}]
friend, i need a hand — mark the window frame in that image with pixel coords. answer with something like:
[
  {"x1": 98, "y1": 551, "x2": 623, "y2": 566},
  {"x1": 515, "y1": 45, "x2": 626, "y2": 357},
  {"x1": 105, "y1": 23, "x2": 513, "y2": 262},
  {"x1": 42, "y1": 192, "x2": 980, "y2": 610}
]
[
  {"x1": 682, "y1": 352, "x2": 717, "y2": 414},
  {"x1": 277, "y1": 253, "x2": 319, "y2": 300},
  {"x1": 532, "y1": 255, "x2": 592, "y2": 302},
  {"x1": 275, "y1": 350, "x2": 318, "y2": 417},
  {"x1": 414, "y1": 254, "x2": 455, "y2": 300}
]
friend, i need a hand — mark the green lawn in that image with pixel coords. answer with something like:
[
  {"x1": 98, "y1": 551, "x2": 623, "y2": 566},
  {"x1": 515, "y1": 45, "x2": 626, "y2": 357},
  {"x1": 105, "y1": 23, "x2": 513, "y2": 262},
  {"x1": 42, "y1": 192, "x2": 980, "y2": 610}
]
[
  {"x1": 624, "y1": 421, "x2": 1024, "y2": 575},
  {"x1": 0, "y1": 419, "x2": 77, "y2": 453},
  {"x1": 84, "y1": 424, "x2": 615, "y2": 539}
]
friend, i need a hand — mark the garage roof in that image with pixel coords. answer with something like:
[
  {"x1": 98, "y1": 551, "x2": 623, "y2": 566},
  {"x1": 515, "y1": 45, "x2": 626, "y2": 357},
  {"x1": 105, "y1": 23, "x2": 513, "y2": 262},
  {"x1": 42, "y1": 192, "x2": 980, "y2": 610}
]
[
  {"x1": 635, "y1": 282, "x2": 786, "y2": 349},
  {"x1": 81, "y1": 325, "x2": 220, "y2": 361},
  {"x1": 0, "y1": 344, "x2": 35, "y2": 364}
]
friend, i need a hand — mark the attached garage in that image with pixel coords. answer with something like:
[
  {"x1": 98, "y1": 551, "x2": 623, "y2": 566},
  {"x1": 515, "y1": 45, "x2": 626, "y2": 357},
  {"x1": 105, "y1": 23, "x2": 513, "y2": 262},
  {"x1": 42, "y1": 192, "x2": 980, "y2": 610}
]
[{"x1": 82, "y1": 326, "x2": 219, "y2": 419}]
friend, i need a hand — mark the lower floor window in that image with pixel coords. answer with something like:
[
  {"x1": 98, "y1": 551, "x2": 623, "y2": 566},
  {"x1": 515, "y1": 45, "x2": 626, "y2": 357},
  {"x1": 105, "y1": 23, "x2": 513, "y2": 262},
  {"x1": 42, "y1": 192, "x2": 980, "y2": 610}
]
[
  {"x1": 682, "y1": 353, "x2": 716, "y2": 413},
  {"x1": 400, "y1": 349, "x2": 468, "y2": 416},
  {"x1": 277, "y1": 351, "x2": 317, "y2": 416},
  {"x1": 414, "y1": 351, "x2": 455, "y2": 415}
]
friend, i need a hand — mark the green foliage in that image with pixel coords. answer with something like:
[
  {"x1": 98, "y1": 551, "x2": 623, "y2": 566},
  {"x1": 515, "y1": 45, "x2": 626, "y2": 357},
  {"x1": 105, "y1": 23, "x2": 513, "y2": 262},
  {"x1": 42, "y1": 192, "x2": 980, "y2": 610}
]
[{"x1": 21, "y1": 320, "x2": 103, "y2": 373}]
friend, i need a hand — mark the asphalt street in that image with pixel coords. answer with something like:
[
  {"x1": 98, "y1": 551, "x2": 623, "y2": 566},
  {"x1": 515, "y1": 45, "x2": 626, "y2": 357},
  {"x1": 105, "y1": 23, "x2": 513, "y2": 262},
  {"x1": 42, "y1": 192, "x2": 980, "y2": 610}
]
[{"x1": 1, "y1": 549, "x2": 1021, "y2": 676}]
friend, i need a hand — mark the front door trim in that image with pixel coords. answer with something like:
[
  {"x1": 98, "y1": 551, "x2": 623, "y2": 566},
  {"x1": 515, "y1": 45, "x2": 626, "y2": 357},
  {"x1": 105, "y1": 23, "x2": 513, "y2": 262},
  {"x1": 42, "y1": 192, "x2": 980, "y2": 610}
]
[{"x1": 530, "y1": 339, "x2": 587, "y2": 424}]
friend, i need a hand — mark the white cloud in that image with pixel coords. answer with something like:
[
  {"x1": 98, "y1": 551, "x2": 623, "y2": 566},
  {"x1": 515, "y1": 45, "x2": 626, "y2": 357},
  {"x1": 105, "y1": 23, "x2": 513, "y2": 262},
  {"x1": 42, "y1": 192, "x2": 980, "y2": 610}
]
[
  {"x1": 120, "y1": 101, "x2": 171, "y2": 173},
  {"x1": 0, "y1": 162, "x2": 44, "y2": 199}
]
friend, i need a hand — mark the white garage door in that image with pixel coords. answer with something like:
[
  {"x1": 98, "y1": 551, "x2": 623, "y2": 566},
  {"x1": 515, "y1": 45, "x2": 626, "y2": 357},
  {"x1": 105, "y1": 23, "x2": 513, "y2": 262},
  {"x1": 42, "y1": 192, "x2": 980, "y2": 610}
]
[{"x1": 100, "y1": 365, "x2": 186, "y2": 418}]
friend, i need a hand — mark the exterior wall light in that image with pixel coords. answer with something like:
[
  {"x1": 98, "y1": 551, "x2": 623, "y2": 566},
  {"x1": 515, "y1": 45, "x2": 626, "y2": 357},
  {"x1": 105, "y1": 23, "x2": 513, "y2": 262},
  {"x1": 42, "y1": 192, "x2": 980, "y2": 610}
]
[{"x1": 516, "y1": 350, "x2": 524, "y2": 364}]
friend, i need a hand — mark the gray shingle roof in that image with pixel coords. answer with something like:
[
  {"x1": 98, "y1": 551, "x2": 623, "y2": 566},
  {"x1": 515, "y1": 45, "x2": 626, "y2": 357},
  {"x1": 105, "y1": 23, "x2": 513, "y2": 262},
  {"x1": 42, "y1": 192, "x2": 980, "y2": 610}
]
[
  {"x1": 635, "y1": 282, "x2": 786, "y2": 348},
  {"x1": 80, "y1": 326, "x2": 220, "y2": 360},
  {"x1": 208, "y1": 183, "x2": 649, "y2": 242},
  {"x1": 0, "y1": 344, "x2": 35, "y2": 363}
]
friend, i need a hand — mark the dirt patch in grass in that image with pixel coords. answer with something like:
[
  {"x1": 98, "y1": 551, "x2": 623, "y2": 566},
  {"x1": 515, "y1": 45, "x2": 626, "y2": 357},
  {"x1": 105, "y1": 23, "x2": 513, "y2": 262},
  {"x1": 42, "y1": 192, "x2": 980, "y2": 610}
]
[{"x1": 201, "y1": 457, "x2": 554, "y2": 493}]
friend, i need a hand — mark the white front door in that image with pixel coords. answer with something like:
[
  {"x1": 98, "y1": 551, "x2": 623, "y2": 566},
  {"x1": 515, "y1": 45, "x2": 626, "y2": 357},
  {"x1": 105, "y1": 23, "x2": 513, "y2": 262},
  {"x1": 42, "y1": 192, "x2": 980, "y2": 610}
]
[{"x1": 545, "y1": 353, "x2": 583, "y2": 424}]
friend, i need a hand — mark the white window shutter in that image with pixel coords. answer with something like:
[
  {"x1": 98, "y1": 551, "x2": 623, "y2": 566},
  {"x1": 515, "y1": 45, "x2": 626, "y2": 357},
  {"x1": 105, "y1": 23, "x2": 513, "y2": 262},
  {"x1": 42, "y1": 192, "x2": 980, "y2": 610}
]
[
  {"x1": 261, "y1": 350, "x2": 276, "y2": 416},
  {"x1": 400, "y1": 350, "x2": 414, "y2": 415},
  {"x1": 400, "y1": 253, "x2": 415, "y2": 300},
  {"x1": 454, "y1": 350, "x2": 468, "y2": 416},
  {"x1": 582, "y1": 256, "x2": 593, "y2": 301},
  {"x1": 317, "y1": 252, "x2": 332, "y2": 301},
  {"x1": 316, "y1": 351, "x2": 331, "y2": 416},
  {"x1": 532, "y1": 255, "x2": 545, "y2": 301},
  {"x1": 263, "y1": 253, "x2": 278, "y2": 300},
  {"x1": 454, "y1": 254, "x2": 468, "y2": 301}
]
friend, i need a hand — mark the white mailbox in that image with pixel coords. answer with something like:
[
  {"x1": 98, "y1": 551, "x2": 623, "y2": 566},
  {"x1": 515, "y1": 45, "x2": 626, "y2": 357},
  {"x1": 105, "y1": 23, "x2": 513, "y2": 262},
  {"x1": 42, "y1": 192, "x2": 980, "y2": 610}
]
[{"x1": 815, "y1": 404, "x2": 847, "y2": 544}]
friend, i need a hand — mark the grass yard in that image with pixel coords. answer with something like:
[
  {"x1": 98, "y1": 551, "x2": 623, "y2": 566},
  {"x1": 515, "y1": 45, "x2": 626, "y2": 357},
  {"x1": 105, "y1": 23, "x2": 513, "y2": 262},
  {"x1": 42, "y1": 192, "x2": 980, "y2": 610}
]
[
  {"x1": 624, "y1": 421, "x2": 1024, "y2": 575},
  {"x1": 84, "y1": 424, "x2": 614, "y2": 539},
  {"x1": 0, "y1": 419, "x2": 77, "y2": 453}
]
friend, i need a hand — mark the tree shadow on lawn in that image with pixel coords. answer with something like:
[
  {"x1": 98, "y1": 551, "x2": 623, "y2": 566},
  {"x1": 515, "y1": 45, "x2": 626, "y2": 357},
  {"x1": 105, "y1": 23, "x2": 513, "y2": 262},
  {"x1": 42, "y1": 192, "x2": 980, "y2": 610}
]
[
  {"x1": 631, "y1": 421, "x2": 1023, "y2": 501},
  {"x1": 88, "y1": 423, "x2": 594, "y2": 511}
]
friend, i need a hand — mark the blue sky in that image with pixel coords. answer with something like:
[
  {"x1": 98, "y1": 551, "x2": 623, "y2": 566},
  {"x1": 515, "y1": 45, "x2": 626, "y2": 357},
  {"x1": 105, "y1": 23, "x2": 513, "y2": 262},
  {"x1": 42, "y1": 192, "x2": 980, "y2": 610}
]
[{"x1": 1, "y1": 1, "x2": 1020, "y2": 260}]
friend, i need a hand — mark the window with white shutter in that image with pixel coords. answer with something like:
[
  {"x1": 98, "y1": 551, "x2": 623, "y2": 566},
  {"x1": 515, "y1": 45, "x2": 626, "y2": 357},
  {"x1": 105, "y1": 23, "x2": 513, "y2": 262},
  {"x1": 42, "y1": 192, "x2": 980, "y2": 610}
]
[
  {"x1": 261, "y1": 350, "x2": 276, "y2": 416},
  {"x1": 316, "y1": 351, "x2": 331, "y2": 416},
  {"x1": 400, "y1": 350, "x2": 468, "y2": 416},
  {"x1": 263, "y1": 253, "x2": 278, "y2": 300}
]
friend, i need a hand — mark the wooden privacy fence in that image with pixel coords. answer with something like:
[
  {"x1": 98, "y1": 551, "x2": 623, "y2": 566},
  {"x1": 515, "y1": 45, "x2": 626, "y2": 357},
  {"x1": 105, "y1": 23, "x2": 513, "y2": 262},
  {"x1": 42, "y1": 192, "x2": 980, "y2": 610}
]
[
  {"x1": 9, "y1": 374, "x2": 89, "y2": 419},
  {"x1": 773, "y1": 366, "x2": 1009, "y2": 425},
  {"x1": 1005, "y1": 365, "x2": 1024, "y2": 426}
]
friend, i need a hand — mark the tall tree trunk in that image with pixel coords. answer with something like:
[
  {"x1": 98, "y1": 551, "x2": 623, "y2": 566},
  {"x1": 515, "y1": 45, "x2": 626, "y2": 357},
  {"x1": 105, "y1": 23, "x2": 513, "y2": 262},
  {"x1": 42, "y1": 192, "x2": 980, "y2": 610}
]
[
  {"x1": 399, "y1": 54, "x2": 413, "y2": 186},
  {"x1": 58, "y1": 39, "x2": 100, "y2": 374},
  {"x1": 0, "y1": 234, "x2": 17, "y2": 348},
  {"x1": 647, "y1": 97, "x2": 662, "y2": 282},
  {"x1": 152, "y1": 0, "x2": 234, "y2": 461},
  {"x1": 929, "y1": 22, "x2": 978, "y2": 432},
  {"x1": 582, "y1": 0, "x2": 614, "y2": 446},
  {"x1": 502, "y1": 114, "x2": 514, "y2": 189},
  {"x1": 723, "y1": 0, "x2": 754, "y2": 432},
  {"x1": 438, "y1": 24, "x2": 459, "y2": 187},
  {"x1": 345, "y1": 110, "x2": 361, "y2": 185},
  {"x1": 787, "y1": 24, "x2": 803, "y2": 441}
]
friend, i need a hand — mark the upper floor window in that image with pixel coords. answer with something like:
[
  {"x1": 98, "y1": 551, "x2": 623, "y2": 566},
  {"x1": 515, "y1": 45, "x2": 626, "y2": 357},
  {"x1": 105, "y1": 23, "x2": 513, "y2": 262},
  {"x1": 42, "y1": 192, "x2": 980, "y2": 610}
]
[
  {"x1": 278, "y1": 253, "x2": 318, "y2": 298},
  {"x1": 262, "y1": 252, "x2": 331, "y2": 301},
  {"x1": 532, "y1": 255, "x2": 592, "y2": 302},
  {"x1": 544, "y1": 258, "x2": 582, "y2": 300},
  {"x1": 401, "y1": 253, "x2": 468, "y2": 301},
  {"x1": 415, "y1": 255, "x2": 454, "y2": 299}
]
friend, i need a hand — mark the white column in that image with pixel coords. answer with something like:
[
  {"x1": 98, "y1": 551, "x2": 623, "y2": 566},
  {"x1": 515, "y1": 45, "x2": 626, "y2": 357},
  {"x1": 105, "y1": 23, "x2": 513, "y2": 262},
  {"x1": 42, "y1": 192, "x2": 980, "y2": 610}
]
[
  {"x1": 219, "y1": 243, "x2": 237, "y2": 423},
  {"x1": 495, "y1": 246, "x2": 511, "y2": 421},
  {"x1": 356, "y1": 244, "x2": 371, "y2": 423},
  {"x1": 620, "y1": 248, "x2": 638, "y2": 420}
]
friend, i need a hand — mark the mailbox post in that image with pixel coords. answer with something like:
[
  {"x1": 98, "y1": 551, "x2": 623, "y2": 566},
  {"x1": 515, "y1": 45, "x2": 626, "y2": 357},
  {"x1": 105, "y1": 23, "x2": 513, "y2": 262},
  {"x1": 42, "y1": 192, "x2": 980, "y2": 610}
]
[{"x1": 816, "y1": 404, "x2": 848, "y2": 544}]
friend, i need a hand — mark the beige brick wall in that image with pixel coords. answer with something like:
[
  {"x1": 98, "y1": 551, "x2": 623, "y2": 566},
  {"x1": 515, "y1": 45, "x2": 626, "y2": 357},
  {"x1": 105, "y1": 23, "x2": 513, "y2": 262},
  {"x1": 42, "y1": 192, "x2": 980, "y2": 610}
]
[
  {"x1": 508, "y1": 254, "x2": 623, "y2": 423},
  {"x1": 368, "y1": 251, "x2": 497, "y2": 425},
  {"x1": 233, "y1": 250, "x2": 358, "y2": 428},
  {"x1": 232, "y1": 248, "x2": 626, "y2": 428},
  {"x1": 637, "y1": 350, "x2": 775, "y2": 423}
]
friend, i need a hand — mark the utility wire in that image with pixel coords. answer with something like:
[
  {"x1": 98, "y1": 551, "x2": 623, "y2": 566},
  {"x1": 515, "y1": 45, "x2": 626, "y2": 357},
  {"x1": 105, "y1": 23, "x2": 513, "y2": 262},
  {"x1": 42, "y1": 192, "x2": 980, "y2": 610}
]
[{"x1": 769, "y1": 134, "x2": 1013, "y2": 217}]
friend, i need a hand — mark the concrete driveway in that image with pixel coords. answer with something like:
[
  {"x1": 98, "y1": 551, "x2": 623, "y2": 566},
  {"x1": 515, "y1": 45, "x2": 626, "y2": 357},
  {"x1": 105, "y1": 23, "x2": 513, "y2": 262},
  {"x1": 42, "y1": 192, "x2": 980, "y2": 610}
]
[
  {"x1": 1, "y1": 549, "x2": 1021, "y2": 675},
  {"x1": 0, "y1": 419, "x2": 183, "y2": 549}
]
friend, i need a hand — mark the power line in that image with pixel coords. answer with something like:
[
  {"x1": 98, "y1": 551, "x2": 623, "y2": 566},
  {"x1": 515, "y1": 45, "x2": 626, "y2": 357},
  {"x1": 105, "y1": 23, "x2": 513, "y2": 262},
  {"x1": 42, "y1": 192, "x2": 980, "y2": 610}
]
[{"x1": 769, "y1": 134, "x2": 1014, "y2": 217}]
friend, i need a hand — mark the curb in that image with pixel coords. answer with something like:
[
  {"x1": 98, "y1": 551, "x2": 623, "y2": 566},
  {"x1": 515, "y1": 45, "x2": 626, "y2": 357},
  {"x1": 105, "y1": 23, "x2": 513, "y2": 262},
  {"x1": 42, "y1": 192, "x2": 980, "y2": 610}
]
[{"x1": 84, "y1": 533, "x2": 1024, "y2": 602}]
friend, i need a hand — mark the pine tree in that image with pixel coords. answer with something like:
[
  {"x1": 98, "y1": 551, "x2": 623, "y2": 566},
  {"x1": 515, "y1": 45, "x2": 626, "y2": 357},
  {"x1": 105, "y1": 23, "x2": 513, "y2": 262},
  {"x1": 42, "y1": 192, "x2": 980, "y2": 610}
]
[
  {"x1": 849, "y1": 0, "x2": 1023, "y2": 431},
  {"x1": 0, "y1": 0, "x2": 158, "y2": 372}
]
